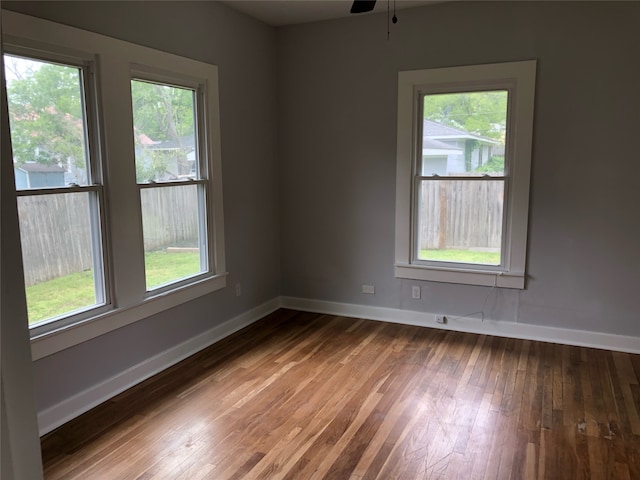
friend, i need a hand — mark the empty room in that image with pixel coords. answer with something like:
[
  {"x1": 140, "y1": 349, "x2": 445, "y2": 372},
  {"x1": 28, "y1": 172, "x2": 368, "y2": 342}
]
[{"x1": 1, "y1": 1, "x2": 639, "y2": 479}]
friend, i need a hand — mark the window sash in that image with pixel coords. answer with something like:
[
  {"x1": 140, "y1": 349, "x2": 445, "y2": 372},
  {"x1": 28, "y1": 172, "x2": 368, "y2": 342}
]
[
  {"x1": 15, "y1": 187, "x2": 111, "y2": 333},
  {"x1": 411, "y1": 177, "x2": 507, "y2": 271},
  {"x1": 4, "y1": 49, "x2": 111, "y2": 332},
  {"x1": 130, "y1": 74, "x2": 213, "y2": 293},
  {"x1": 138, "y1": 181, "x2": 211, "y2": 294}
]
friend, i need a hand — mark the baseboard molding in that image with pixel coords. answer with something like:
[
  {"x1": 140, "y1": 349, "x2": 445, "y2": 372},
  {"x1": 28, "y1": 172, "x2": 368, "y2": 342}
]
[
  {"x1": 38, "y1": 298, "x2": 280, "y2": 436},
  {"x1": 279, "y1": 296, "x2": 640, "y2": 355}
]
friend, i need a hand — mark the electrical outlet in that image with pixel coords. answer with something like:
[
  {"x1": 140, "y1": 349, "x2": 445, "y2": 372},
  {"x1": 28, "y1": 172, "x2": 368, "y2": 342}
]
[
  {"x1": 411, "y1": 285, "x2": 421, "y2": 299},
  {"x1": 362, "y1": 284, "x2": 375, "y2": 295},
  {"x1": 435, "y1": 314, "x2": 447, "y2": 324},
  {"x1": 235, "y1": 283, "x2": 241, "y2": 296}
]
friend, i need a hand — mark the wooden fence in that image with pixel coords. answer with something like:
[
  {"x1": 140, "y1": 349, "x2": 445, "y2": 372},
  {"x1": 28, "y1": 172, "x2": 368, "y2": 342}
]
[
  {"x1": 18, "y1": 187, "x2": 198, "y2": 287},
  {"x1": 418, "y1": 180, "x2": 503, "y2": 251}
]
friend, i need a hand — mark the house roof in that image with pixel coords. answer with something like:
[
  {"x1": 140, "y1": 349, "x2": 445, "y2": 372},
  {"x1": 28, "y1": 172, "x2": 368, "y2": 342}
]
[
  {"x1": 422, "y1": 137, "x2": 463, "y2": 155},
  {"x1": 16, "y1": 162, "x2": 66, "y2": 173},
  {"x1": 423, "y1": 119, "x2": 499, "y2": 144}
]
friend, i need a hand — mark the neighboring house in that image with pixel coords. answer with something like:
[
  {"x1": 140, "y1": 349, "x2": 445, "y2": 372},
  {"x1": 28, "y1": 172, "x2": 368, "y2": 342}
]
[
  {"x1": 14, "y1": 162, "x2": 66, "y2": 189},
  {"x1": 136, "y1": 134, "x2": 197, "y2": 180},
  {"x1": 422, "y1": 119, "x2": 500, "y2": 176}
]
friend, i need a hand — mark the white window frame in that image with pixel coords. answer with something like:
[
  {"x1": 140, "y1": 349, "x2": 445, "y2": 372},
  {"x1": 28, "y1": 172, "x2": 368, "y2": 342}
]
[
  {"x1": 4, "y1": 46, "x2": 112, "y2": 330},
  {"x1": 130, "y1": 69, "x2": 213, "y2": 295},
  {"x1": 395, "y1": 61, "x2": 536, "y2": 289},
  {"x1": 2, "y1": 11, "x2": 227, "y2": 360}
]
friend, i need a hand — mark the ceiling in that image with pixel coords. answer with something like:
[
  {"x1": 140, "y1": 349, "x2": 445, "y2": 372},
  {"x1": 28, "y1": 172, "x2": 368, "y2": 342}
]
[{"x1": 220, "y1": 0, "x2": 439, "y2": 27}]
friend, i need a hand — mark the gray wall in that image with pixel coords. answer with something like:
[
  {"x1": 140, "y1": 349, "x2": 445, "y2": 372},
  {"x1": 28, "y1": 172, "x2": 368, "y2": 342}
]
[
  {"x1": 2, "y1": 1, "x2": 280, "y2": 412},
  {"x1": 2, "y1": 23, "x2": 44, "y2": 477},
  {"x1": 278, "y1": 2, "x2": 640, "y2": 336},
  {"x1": 2, "y1": 0, "x2": 639, "y2": 443}
]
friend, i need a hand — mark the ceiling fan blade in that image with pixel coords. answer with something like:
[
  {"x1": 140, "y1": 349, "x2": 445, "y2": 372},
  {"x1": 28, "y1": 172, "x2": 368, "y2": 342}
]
[{"x1": 350, "y1": 0, "x2": 377, "y2": 14}]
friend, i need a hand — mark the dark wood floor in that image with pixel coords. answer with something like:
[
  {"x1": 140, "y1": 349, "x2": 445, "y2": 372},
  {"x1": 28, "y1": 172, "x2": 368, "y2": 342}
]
[{"x1": 41, "y1": 309, "x2": 640, "y2": 479}]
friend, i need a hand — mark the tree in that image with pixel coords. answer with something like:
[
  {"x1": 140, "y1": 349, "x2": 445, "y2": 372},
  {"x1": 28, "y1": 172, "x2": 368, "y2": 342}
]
[
  {"x1": 423, "y1": 91, "x2": 508, "y2": 141},
  {"x1": 6, "y1": 57, "x2": 87, "y2": 170},
  {"x1": 131, "y1": 80, "x2": 196, "y2": 179},
  {"x1": 5, "y1": 56, "x2": 197, "y2": 183}
]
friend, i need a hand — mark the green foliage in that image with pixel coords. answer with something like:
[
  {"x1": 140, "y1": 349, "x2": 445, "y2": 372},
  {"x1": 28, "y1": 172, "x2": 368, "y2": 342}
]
[
  {"x1": 135, "y1": 150, "x2": 172, "y2": 182},
  {"x1": 6, "y1": 57, "x2": 87, "y2": 168},
  {"x1": 131, "y1": 80, "x2": 195, "y2": 142},
  {"x1": 474, "y1": 155, "x2": 505, "y2": 174},
  {"x1": 423, "y1": 91, "x2": 508, "y2": 140},
  {"x1": 131, "y1": 80, "x2": 196, "y2": 177}
]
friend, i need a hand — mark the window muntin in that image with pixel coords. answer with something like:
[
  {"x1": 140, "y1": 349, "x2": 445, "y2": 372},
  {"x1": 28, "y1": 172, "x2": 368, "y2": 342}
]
[
  {"x1": 395, "y1": 61, "x2": 536, "y2": 289},
  {"x1": 131, "y1": 78, "x2": 209, "y2": 291},
  {"x1": 4, "y1": 54, "x2": 108, "y2": 327},
  {"x1": 416, "y1": 90, "x2": 508, "y2": 267}
]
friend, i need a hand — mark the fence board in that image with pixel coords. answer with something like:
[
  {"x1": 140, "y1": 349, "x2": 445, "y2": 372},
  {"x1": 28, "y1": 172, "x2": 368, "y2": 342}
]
[
  {"x1": 418, "y1": 180, "x2": 503, "y2": 252},
  {"x1": 18, "y1": 187, "x2": 198, "y2": 286}
]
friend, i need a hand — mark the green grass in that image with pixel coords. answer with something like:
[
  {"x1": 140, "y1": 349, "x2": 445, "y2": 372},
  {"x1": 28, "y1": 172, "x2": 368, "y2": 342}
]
[
  {"x1": 145, "y1": 251, "x2": 201, "y2": 290},
  {"x1": 26, "y1": 251, "x2": 201, "y2": 324},
  {"x1": 419, "y1": 249, "x2": 500, "y2": 265},
  {"x1": 26, "y1": 270, "x2": 97, "y2": 324}
]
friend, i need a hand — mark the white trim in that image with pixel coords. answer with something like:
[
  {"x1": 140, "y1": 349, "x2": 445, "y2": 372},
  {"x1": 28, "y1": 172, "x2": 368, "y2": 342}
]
[
  {"x1": 395, "y1": 61, "x2": 536, "y2": 288},
  {"x1": 279, "y1": 296, "x2": 640, "y2": 355},
  {"x1": 37, "y1": 298, "x2": 279, "y2": 436},
  {"x1": 31, "y1": 274, "x2": 227, "y2": 361}
]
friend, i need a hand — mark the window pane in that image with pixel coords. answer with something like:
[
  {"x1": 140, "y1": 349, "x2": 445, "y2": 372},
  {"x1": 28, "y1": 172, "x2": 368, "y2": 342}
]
[
  {"x1": 4, "y1": 55, "x2": 90, "y2": 189},
  {"x1": 141, "y1": 184, "x2": 205, "y2": 290},
  {"x1": 131, "y1": 79, "x2": 198, "y2": 182},
  {"x1": 422, "y1": 91, "x2": 507, "y2": 177},
  {"x1": 417, "y1": 180, "x2": 504, "y2": 265},
  {"x1": 18, "y1": 192, "x2": 104, "y2": 325}
]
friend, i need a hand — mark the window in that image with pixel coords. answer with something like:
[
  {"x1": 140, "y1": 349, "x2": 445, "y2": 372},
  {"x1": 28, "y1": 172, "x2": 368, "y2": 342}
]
[
  {"x1": 395, "y1": 61, "x2": 536, "y2": 288},
  {"x1": 3, "y1": 11, "x2": 226, "y2": 358},
  {"x1": 131, "y1": 77, "x2": 209, "y2": 292},
  {"x1": 4, "y1": 53, "x2": 109, "y2": 328}
]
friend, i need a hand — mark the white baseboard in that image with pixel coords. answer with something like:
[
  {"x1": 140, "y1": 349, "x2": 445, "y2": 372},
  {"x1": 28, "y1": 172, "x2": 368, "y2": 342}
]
[
  {"x1": 279, "y1": 296, "x2": 640, "y2": 355},
  {"x1": 38, "y1": 298, "x2": 280, "y2": 436}
]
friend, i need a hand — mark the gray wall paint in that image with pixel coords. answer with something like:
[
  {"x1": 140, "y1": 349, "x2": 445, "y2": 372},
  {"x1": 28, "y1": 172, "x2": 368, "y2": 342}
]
[
  {"x1": 1, "y1": 19, "x2": 43, "y2": 476},
  {"x1": 2, "y1": 1, "x2": 280, "y2": 412},
  {"x1": 2, "y1": 0, "x2": 639, "y2": 438},
  {"x1": 278, "y1": 2, "x2": 640, "y2": 336}
]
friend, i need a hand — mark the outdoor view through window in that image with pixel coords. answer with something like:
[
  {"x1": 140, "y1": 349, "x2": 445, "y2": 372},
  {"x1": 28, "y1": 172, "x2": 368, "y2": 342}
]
[
  {"x1": 131, "y1": 79, "x2": 207, "y2": 290},
  {"x1": 417, "y1": 90, "x2": 508, "y2": 266},
  {"x1": 4, "y1": 54, "x2": 105, "y2": 325}
]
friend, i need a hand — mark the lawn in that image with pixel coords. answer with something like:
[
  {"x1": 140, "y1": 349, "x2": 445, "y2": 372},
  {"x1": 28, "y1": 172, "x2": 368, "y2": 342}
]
[
  {"x1": 26, "y1": 251, "x2": 200, "y2": 324},
  {"x1": 419, "y1": 249, "x2": 500, "y2": 265}
]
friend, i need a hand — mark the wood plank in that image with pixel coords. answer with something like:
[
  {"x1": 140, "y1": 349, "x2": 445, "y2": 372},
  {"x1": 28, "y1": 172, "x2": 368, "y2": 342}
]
[{"x1": 40, "y1": 310, "x2": 640, "y2": 479}]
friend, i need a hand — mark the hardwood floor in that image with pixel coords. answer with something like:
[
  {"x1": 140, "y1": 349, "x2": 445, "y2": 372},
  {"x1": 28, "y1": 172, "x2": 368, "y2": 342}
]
[{"x1": 41, "y1": 309, "x2": 640, "y2": 479}]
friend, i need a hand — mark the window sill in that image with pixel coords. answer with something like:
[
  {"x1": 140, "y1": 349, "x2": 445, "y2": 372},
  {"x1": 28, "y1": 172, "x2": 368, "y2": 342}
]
[
  {"x1": 394, "y1": 263, "x2": 524, "y2": 289},
  {"x1": 30, "y1": 273, "x2": 227, "y2": 360}
]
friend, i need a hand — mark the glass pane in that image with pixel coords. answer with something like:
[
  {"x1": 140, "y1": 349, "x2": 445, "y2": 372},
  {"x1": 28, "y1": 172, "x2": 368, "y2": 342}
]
[
  {"x1": 422, "y1": 91, "x2": 507, "y2": 177},
  {"x1": 131, "y1": 79, "x2": 198, "y2": 182},
  {"x1": 4, "y1": 54, "x2": 90, "y2": 189},
  {"x1": 18, "y1": 192, "x2": 104, "y2": 325},
  {"x1": 417, "y1": 180, "x2": 504, "y2": 265},
  {"x1": 141, "y1": 184, "x2": 204, "y2": 290}
]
